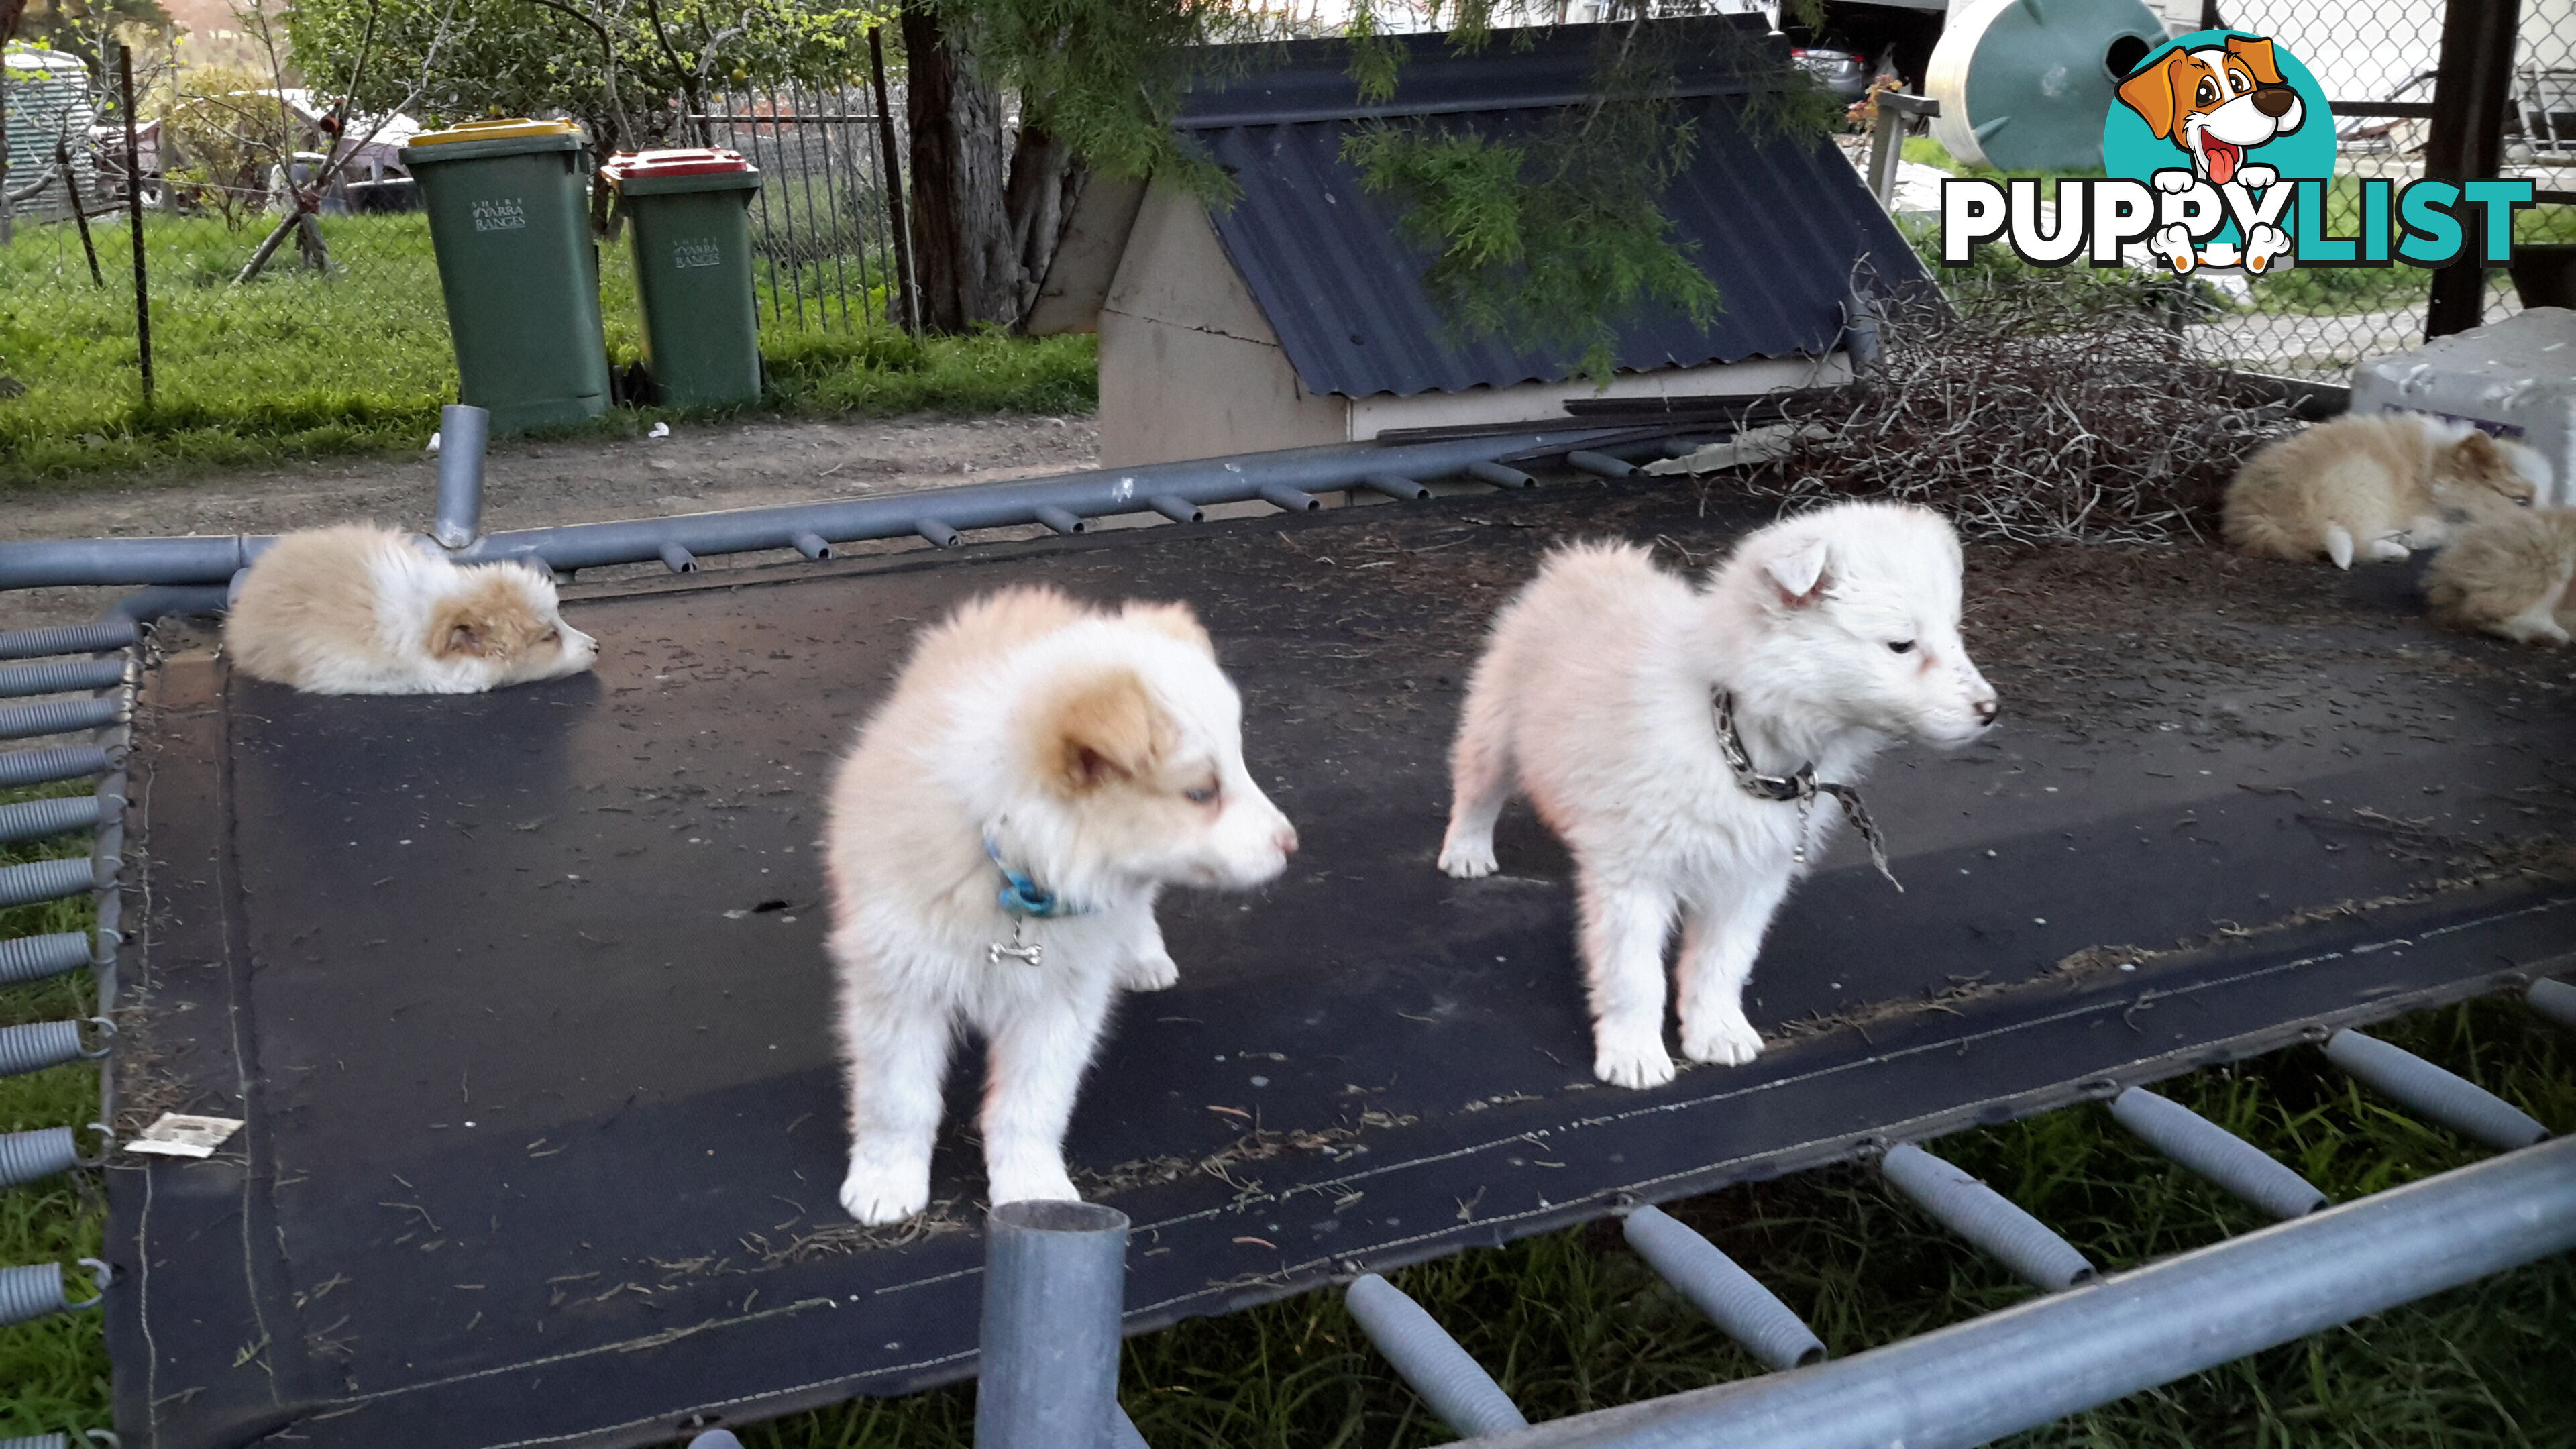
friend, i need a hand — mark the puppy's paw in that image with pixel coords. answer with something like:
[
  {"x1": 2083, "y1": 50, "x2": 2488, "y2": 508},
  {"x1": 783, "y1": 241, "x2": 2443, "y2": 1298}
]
[
  {"x1": 2365, "y1": 536, "x2": 2412, "y2": 563},
  {"x1": 2153, "y1": 167, "x2": 2198, "y2": 195},
  {"x1": 1438, "y1": 835, "x2": 1499, "y2": 879},
  {"x1": 1681, "y1": 1012, "x2": 1766, "y2": 1068},
  {"x1": 1118, "y1": 948, "x2": 1180, "y2": 992},
  {"x1": 2496, "y1": 616, "x2": 2575, "y2": 647},
  {"x1": 2237, "y1": 163, "x2": 2277, "y2": 189},
  {"x1": 2155, "y1": 225, "x2": 2198, "y2": 273},
  {"x1": 840, "y1": 1155, "x2": 932, "y2": 1226},
  {"x1": 987, "y1": 1161, "x2": 1081, "y2": 1206},
  {"x1": 2244, "y1": 224, "x2": 2289, "y2": 273},
  {"x1": 1593, "y1": 1030, "x2": 1678, "y2": 1090}
]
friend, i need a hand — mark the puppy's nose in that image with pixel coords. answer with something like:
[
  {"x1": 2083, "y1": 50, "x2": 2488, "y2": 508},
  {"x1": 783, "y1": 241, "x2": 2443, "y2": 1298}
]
[
  {"x1": 1275, "y1": 825, "x2": 1299, "y2": 857},
  {"x1": 2252, "y1": 85, "x2": 2295, "y2": 117},
  {"x1": 1975, "y1": 697, "x2": 2000, "y2": 725}
]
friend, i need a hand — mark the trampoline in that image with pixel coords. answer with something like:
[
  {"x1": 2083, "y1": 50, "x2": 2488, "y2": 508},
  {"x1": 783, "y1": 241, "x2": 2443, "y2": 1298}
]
[{"x1": 87, "y1": 475, "x2": 2576, "y2": 1447}]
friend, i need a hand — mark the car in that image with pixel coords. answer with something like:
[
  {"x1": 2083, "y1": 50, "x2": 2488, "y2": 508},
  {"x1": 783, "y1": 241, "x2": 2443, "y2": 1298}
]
[{"x1": 1792, "y1": 44, "x2": 1872, "y2": 100}]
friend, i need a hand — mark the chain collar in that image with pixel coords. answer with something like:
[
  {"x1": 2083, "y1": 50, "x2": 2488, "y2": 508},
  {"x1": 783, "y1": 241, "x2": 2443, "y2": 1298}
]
[{"x1": 1711, "y1": 692, "x2": 1902, "y2": 892}]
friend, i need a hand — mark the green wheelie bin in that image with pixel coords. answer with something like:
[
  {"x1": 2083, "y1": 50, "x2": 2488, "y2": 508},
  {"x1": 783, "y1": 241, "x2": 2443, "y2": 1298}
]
[
  {"x1": 602, "y1": 148, "x2": 764, "y2": 409},
  {"x1": 400, "y1": 118, "x2": 610, "y2": 433}
]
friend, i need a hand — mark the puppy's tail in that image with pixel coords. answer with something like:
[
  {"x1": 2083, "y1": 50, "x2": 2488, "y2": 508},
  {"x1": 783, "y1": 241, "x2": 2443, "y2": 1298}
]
[{"x1": 2222, "y1": 498, "x2": 2326, "y2": 564}]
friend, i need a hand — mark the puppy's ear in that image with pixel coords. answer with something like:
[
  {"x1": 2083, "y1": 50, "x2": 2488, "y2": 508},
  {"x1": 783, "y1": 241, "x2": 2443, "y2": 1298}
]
[
  {"x1": 1761, "y1": 538, "x2": 1833, "y2": 610},
  {"x1": 2117, "y1": 52, "x2": 2185, "y2": 140},
  {"x1": 1120, "y1": 600, "x2": 1214, "y2": 654},
  {"x1": 428, "y1": 600, "x2": 491, "y2": 658},
  {"x1": 1043, "y1": 667, "x2": 1169, "y2": 792},
  {"x1": 2224, "y1": 35, "x2": 2284, "y2": 85}
]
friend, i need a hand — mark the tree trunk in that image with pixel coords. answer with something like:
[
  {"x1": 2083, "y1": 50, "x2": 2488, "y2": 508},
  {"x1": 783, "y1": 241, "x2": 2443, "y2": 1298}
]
[
  {"x1": 900, "y1": 2, "x2": 1019, "y2": 332},
  {"x1": 1001, "y1": 125, "x2": 1084, "y2": 327}
]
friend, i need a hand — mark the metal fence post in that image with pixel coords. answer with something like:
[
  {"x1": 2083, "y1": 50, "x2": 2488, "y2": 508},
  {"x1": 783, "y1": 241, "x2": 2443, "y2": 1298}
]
[
  {"x1": 976, "y1": 1199, "x2": 1132, "y2": 1449},
  {"x1": 434, "y1": 405, "x2": 490, "y2": 550},
  {"x1": 2421, "y1": 0, "x2": 2522, "y2": 337}
]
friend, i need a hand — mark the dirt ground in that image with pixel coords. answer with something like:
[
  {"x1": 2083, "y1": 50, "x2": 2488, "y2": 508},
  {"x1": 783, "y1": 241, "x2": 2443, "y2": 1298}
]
[{"x1": 0, "y1": 412, "x2": 1098, "y2": 630}]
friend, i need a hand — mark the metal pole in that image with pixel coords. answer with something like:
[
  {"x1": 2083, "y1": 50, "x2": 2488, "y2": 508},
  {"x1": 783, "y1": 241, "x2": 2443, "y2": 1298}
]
[
  {"x1": 975, "y1": 1199, "x2": 1131, "y2": 1449},
  {"x1": 2421, "y1": 0, "x2": 2522, "y2": 338},
  {"x1": 57, "y1": 138, "x2": 103, "y2": 286},
  {"x1": 1463, "y1": 1135, "x2": 2576, "y2": 1449},
  {"x1": 868, "y1": 25, "x2": 918, "y2": 335},
  {"x1": 117, "y1": 44, "x2": 153, "y2": 409},
  {"x1": 434, "y1": 405, "x2": 490, "y2": 549}
]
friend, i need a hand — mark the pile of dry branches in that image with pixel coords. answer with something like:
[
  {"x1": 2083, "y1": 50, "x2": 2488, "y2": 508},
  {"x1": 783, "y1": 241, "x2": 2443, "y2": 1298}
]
[{"x1": 1763, "y1": 280, "x2": 2304, "y2": 545}]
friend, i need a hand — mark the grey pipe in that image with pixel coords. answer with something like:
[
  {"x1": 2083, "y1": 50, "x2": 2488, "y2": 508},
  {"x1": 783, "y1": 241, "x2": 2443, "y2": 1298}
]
[
  {"x1": 1467, "y1": 461, "x2": 1536, "y2": 488},
  {"x1": 0, "y1": 428, "x2": 1644, "y2": 588},
  {"x1": 0, "y1": 1126, "x2": 78, "y2": 1189},
  {"x1": 102, "y1": 586, "x2": 230, "y2": 623},
  {"x1": 1148, "y1": 496, "x2": 1203, "y2": 525},
  {"x1": 659, "y1": 542, "x2": 699, "y2": 574},
  {"x1": 0, "y1": 621, "x2": 138, "y2": 661},
  {"x1": 975, "y1": 1199, "x2": 1132, "y2": 1449},
  {"x1": 0, "y1": 748, "x2": 111, "y2": 790},
  {"x1": 0, "y1": 1020, "x2": 109, "y2": 1077},
  {"x1": 0, "y1": 858, "x2": 97, "y2": 910},
  {"x1": 2109, "y1": 1088, "x2": 2327, "y2": 1220},
  {"x1": 0, "y1": 1260, "x2": 107, "y2": 1328},
  {"x1": 1109, "y1": 1407, "x2": 1150, "y2": 1449},
  {"x1": 2324, "y1": 1030, "x2": 2547, "y2": 1150},
  {"x1": 1881, "y1": 1143, "x2": 2095, "y2": 1291},
  {"x1": 1621, "y1": 1205, "x2": 1825, "y2": 1371},
  {"x1": 0, "y1": 934, "x2": 89, "y2": 987},
  {"x1": 1346, "y1": 1273, "x2": 1529, "y2": 1438},
  {"x1": 919, "y1": 519, "x2": 964, "y2": 549},
  {"x1": 1257, "y1": 482, "x2": 1322, "y2": 513},
  {"x1": 1461, "y1": 1135, "x2": 2576, "y2": 1449},
  {"x1": 1360, "y1": 473, "x2": 1432, "y2": 501},
  {"x1": 792, "y1": 532, "x2": 833, "y2": 562},
  {"x1": 1036, "y1": 506, "x2": 1086, "y2": 536},
  {"x1": 1566, "y1": 451, "x2": 1641, "y2": 480},
  {"x1": 2528, "y1": 977, "x2": 2576, "y2": 1032},
  {"x1": 686, "y1": 1434, "x2": 743, "y2": 1449},
  {"x1": 0, "y1": 659, "x2": 127, "y2": 699},
  {"x1": 0, "y1": 699, "x2": 119, "y2": 743},
  {"x1": 434, "y1": 403, "x2": 490, "y2": 549},
  {"x1": 0, "y1": 796, "x2": 101, "y2": 847}
]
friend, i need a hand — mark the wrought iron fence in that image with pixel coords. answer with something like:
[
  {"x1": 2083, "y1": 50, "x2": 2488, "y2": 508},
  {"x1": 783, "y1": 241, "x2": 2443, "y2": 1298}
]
[{"x1": 689, "y1": 66, "x2": 915, "y2": 334}]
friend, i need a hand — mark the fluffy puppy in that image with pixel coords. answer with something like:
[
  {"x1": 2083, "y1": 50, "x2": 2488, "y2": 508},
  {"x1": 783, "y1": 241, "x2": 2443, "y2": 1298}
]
[
  {"x1": 2224, "y1": 413, "x2": 2547, "y2": 570},
  {"x1": 1439, "y1": 502, "x2": 1997, "y2": 1089},
  {"x1": 2424, "y1": 506, "x2": 2576, "y2": 646},
  {"x1": 225, "y1": 523, "x2": 597, "y2": 694},
  {"x1": 824, "y1": 587, "x2": 1297, "y2": 1224}
]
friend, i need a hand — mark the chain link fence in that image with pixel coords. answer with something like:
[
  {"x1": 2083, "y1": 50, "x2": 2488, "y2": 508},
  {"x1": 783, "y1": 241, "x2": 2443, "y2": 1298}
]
[{"x1": 690, "y1": 78, "x2": 914, "y2": 335}]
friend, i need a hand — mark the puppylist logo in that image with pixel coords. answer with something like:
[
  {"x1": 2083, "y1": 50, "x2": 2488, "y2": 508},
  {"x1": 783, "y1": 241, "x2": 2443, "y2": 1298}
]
[{"x1": 1939, "y1": 30, "x2": 2535, "y2": 276}]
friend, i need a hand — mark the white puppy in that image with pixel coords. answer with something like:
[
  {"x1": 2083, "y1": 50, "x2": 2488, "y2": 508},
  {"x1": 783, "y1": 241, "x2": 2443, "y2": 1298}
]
[
  {"x1": 1438, "y1": 502, "x2": 1997, "y2": 1089},
  {"x1": 226, "y1": 523, "x2": 598, "y2": 694},
  {"x1": 824, "y1": 587, "x2": 1297, "y2": 1224}
]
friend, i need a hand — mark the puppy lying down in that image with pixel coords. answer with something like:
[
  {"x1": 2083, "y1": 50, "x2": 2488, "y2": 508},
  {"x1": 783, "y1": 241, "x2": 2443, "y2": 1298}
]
[
  {"x1": 227, "y1": 524, "x2": 597, "y2": 694},
  {"x1": 1440, "y1": 502, "x2": 1998, "y2": 1089},
  {"x1": 824, "y1": 587, "x2": 1297, "y2": 1224}
]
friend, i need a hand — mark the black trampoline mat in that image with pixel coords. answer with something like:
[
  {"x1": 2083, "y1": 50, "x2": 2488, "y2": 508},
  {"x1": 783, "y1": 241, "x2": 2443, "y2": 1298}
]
[{"x1": 107, "y1": 481, "x2": 2576, "y2": 1448}]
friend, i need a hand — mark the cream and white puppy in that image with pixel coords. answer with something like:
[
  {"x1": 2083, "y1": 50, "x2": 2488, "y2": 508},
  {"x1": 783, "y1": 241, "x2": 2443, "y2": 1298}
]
[
  {"x1": 824, "y1": 587, "x2": 1297, "y2": 1224},
  {"x1": 2424, "y1": 506, "x2": 2576, "y2": 647},
  {"x1": 225, "y1": 523, "x2": 597, "y2": 694},
  {"x1": 1438, "y1": 503, "x2": 1996, "y2": 1089},
  {"x1": 2223, "y1": 413, "x2": 2547, "y2": 569}
]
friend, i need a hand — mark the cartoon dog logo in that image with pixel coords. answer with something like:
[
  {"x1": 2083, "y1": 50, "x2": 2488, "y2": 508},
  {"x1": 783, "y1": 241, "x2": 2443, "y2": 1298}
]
[{"x1": 2115, "y1": 36, "x2": 2306, "y2": 273}]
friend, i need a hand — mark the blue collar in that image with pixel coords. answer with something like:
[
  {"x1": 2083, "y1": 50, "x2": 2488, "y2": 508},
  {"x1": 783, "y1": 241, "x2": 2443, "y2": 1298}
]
[{"x1": 985, "y1": 837, "x2": 1088, "y2": 918}]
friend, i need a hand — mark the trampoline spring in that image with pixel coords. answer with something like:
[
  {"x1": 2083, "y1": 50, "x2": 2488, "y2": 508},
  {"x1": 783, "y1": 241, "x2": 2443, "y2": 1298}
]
[
  {"x1": 917, "y1": 519, "x2": 963, "y2": 549},
  {"x1": 0, "y1": 620, "x2": 138, "y2": 663},
  {"x1": 0, "y1": 1127, "x2": 78, "y2": 1189},
  {"x1": 659, "y1": 542, "x2": 700, "y2": 574},
  {"x1": 1147, "y1": 496, "x2": 1203, "y2": 525},
  {"x1": 0, "y1": 699, "x2": 121, "y2": 744},
  {"x1": 1466, "y1": 460, "x2": 1537, "y2": 488},
  {"x1": 0, "y1": 658, "x2": 127, "y2": 700},
  {"x1": 1256, "y1": 482, "x2": 1322, "y2": 513},
  {"x1": 0, "y1": 857, "x2": 99, "y2": 910},
  {"x1": 1358, "y1": 473, "x2": 1431, "y2": 501},
  {"x1": 1622, "y1": 1204, "x2": 1826, "y2": 1371},
  {"x1": 0, "y1": 795, "x2": 102, "y2": 847},
  {"x1": 1344, "y1": 1273, "x2": 1529, "y2": 1438},
  {"x1": 1882, "y1": 1142, "x2": 2096, "y2": 1291},
  {"x1": 0, "y1": 747, "x2": 113, "y2": 790},
  {"x1": 0, "y1": 1019, "x2": 113, "y2": 1078},
  {"x1": 0, "y1": 933, "x2": 90, "y2": 987},
  {"x1": 2528, "y1": 978, "x2": 2576, "y2": 1034},
  {"x1": 0, "y1": 1434, "x2": 71, "y2": 1449},
  {"x1": 1034, "y1": 506, "x2": 1086, "y2": 536},
  {"x1": 791, "y1": 532, "x2": 833, "y2": 562},
  {"x1": 0, "y1": 1258, "x2": 108, "y2": 1327},
  {"x1": 2324, "y1": 1030, "x2": 2547, "y2": 1151},
  {"x1": 2109, "y1": 1087, "x2": 2327, "y2": 1220},
  {"x1": 1566, "y1": 450, "x2": 1642, "y2": 479}
]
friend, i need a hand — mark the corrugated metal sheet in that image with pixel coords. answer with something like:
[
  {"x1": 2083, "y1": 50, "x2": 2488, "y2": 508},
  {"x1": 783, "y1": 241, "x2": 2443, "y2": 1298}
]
[
  {"x1": 1173, "y1": 19, "x2": 1929, "y2": 399},
  {"x1": 3, "y1": 50, "x2": 98, "y2": 223}
]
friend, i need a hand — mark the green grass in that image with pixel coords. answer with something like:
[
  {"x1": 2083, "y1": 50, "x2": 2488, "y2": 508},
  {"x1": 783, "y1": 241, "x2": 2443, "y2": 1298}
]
[
  {"x1": 0, "y1": 780, "x2": 111, "y2": 1442},
  {"x1": 0, "y1": 213, "x2": 1095, "y2": 490},
  {"x1": 743, "y1": 998, "x2": 2575, "y2": 1449}
]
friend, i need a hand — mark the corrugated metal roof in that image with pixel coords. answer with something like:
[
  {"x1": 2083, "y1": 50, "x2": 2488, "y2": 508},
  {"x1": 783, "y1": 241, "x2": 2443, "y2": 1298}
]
[{"x1": 1172, "y1": 19, "x2": 1928, "y2": 399}]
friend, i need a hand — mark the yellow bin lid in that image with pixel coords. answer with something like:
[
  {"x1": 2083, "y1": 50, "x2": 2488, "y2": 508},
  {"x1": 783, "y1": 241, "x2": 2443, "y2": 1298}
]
[{"x1": 409, "y1": 117, "x2": 586, "y2": 146}]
